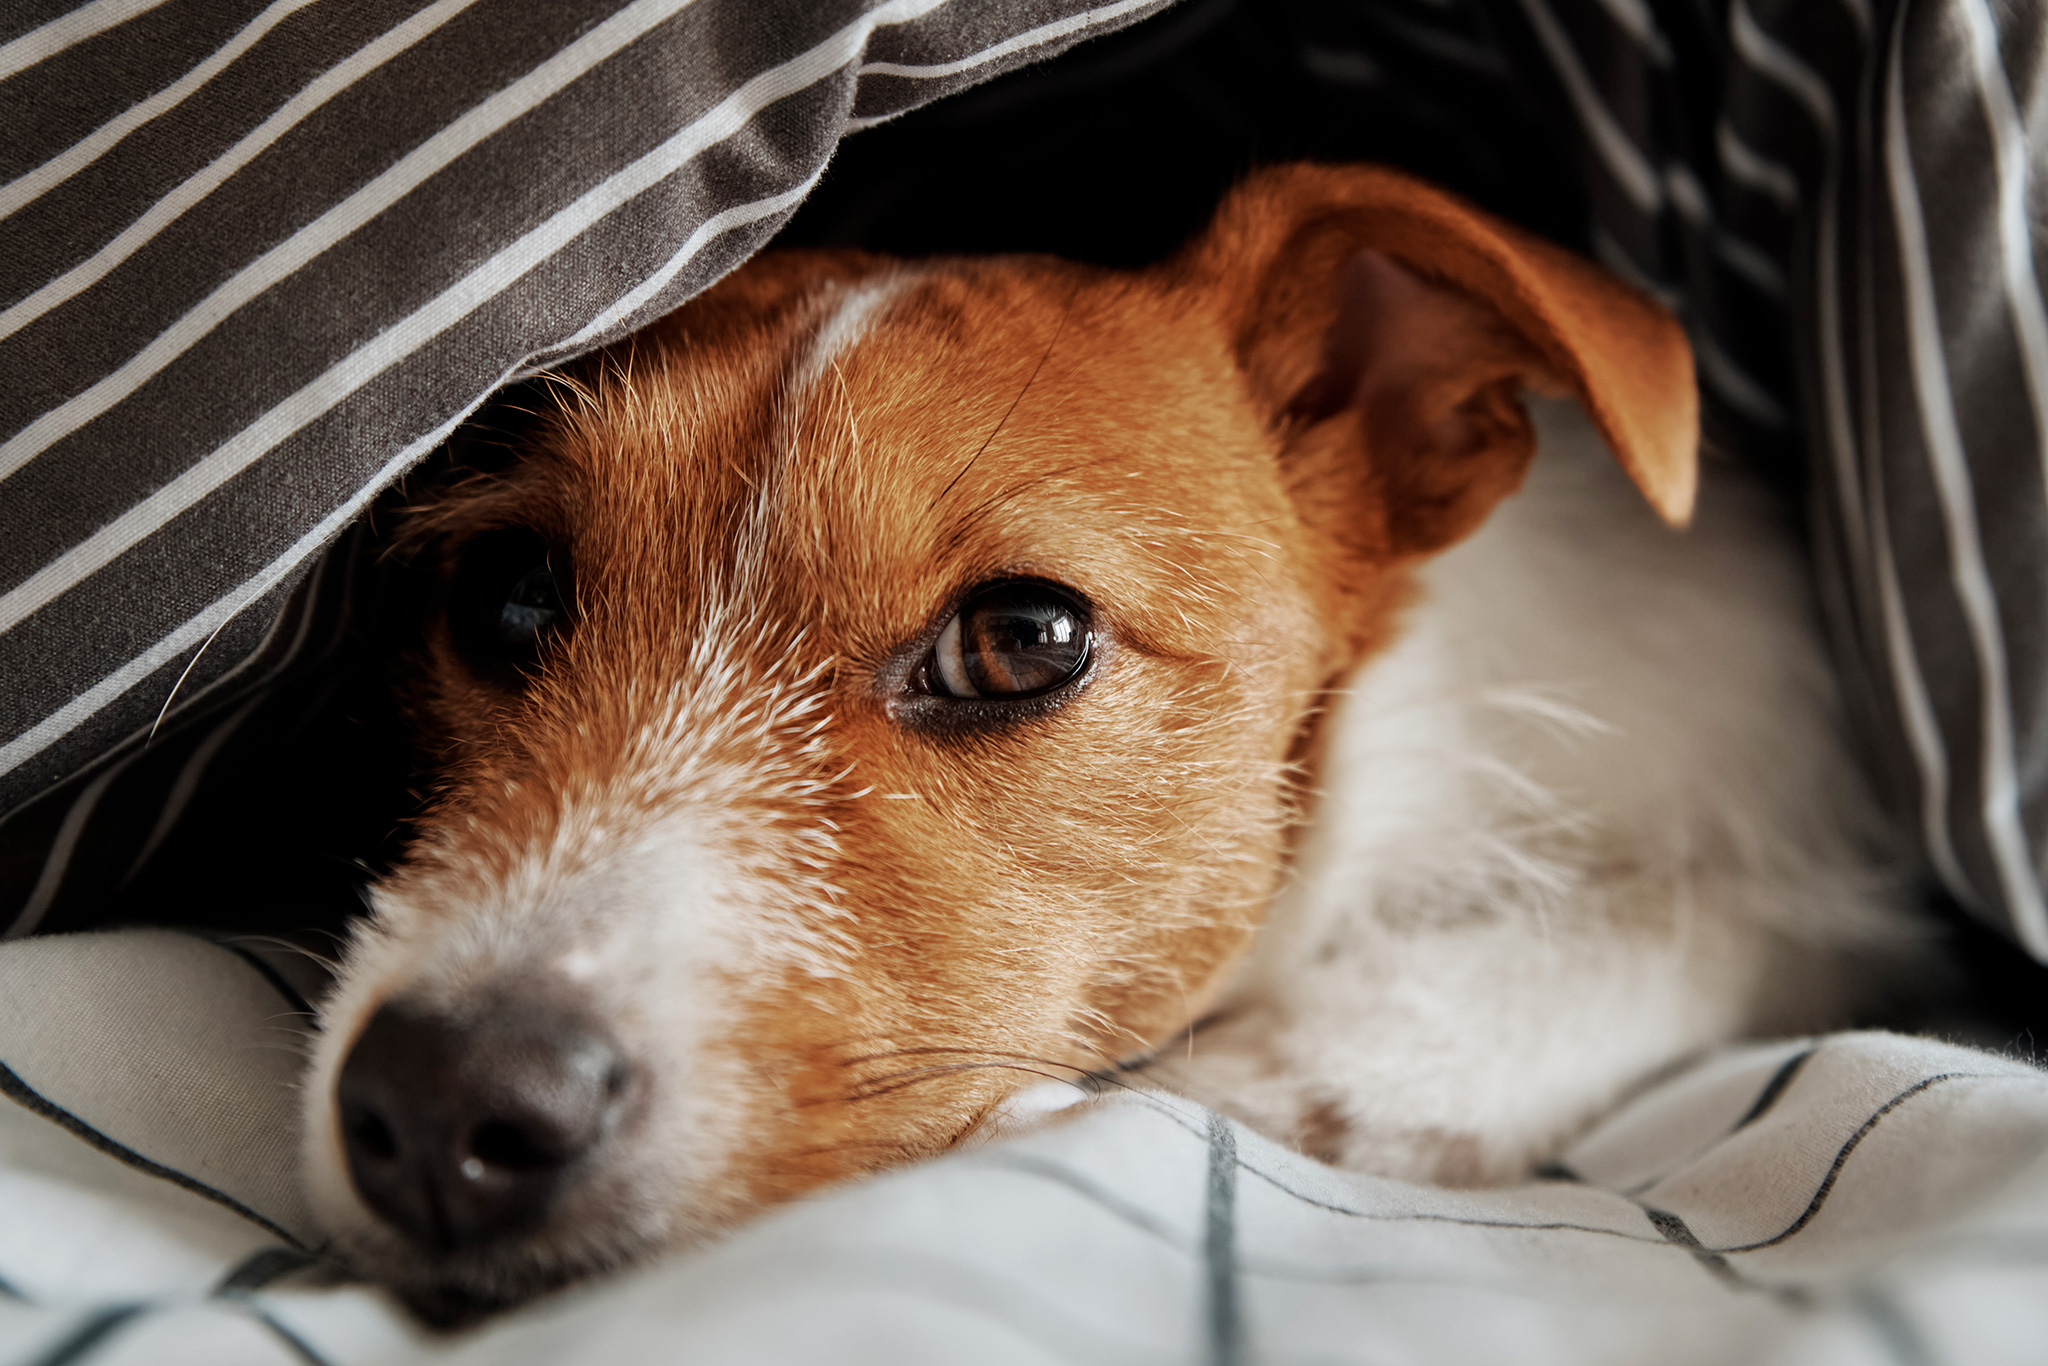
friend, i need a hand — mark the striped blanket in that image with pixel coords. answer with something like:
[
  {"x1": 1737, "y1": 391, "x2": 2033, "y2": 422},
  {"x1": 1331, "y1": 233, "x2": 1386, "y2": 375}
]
[{"x1": 2, "y1": 929, "x2": 2045, "y2": 1365}]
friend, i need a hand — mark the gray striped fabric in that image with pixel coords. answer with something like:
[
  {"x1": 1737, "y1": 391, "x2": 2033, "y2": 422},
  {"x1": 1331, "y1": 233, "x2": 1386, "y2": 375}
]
[
  {"x1": 1493, "y1": 0, "x2": 2048, "y2": 957},
  {"x1": 0, "y1": 0, "x2": 1172, "y2": 843}
]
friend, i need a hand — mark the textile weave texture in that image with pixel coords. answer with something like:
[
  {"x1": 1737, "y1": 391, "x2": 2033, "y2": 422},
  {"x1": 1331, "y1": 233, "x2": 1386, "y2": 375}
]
[{"x1": 2, "y1": 930, "x2": 2046, "y2": 1365}]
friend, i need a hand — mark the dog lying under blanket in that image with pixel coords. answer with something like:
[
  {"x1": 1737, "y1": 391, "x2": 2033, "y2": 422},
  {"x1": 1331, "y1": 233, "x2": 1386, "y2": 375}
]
[{"x1": 301, "y1": 164, "x2": 1911, "y2": 1322}]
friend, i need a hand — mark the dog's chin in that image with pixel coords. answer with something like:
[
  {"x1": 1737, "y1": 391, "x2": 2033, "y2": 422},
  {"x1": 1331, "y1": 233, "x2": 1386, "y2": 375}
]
[
  {"x1": 345, "y1": 1227, "x2": 655, "y2": 1331},
  {"x1": 395, "y1": 1269, "x2": 569, "y2": 1332},
  {"x1": 321, "y1": 1189, "x2": 681, "y2": 1331}
]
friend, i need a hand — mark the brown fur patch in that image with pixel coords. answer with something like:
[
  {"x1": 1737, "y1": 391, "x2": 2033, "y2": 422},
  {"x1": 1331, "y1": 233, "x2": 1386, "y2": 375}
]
[{"x1": 1296, "y1": 1097, "x2": 1353, "y2": 1166}]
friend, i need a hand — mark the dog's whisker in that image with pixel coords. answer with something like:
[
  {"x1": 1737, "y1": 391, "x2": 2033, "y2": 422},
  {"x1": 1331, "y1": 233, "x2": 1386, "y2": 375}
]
[
  {"x1": 928, "y1": 278, "x2": 1080, "y2": 515},
  {"x1": 829, "y1": 1061, "x2": 1094, "y2": 1107}
]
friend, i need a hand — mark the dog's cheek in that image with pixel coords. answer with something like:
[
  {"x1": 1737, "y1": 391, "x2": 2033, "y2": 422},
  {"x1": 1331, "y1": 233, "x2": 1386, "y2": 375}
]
[
  {"x1": 666, "y1": 970, "x2": 963, "y2": 1214},
  {"x1": 1063, "y1": 658, "x2": 1309, "y2": 1043},
  {"x1": 605, "y1": 984, "x2": 782, "y2": 1240}
]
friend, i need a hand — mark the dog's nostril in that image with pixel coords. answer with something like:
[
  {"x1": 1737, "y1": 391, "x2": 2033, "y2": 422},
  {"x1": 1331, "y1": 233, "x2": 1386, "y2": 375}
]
[
  {"x1": 345, "y1": 1105, "x2": 399, "y2": 1162},
  {"x1": 468, "y1": 1118, "x2": 561, "y2": 1172},
  {"x1": 335, "y1": 999, "x2": 630, "y2": 1252}
]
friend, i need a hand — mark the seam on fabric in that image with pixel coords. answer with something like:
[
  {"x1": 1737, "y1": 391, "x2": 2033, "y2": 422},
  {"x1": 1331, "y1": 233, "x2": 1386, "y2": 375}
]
[
  {"x1": 0, "y1": 1058, "x2": 304, "y2": 1245},
  {"x1": 1640, "y1": 1206, "x2": 1790, "y2": 1298},
  {"x1": 18, "y1": 1303, "x2": 151, "y2": 1366},
  {"x1": 1713, "y1": 1072, "x2": 1975, "y2": 1253},
  {"x1": 857, "y1": 0, "x2": 1165, "y2": 79},
  {"x1": 1731, "y1": 1046, "x2": 1819, "y2": 1132}
]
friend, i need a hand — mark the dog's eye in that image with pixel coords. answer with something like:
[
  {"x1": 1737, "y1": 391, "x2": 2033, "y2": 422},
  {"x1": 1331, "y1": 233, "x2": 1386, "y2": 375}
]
[
  {"x1": 449, "y1": 528, "x2": 573, "y2": 682},
  {"x1": 921, "y1": 582, "x2": 1092, "y2": 700},
  {"x1": 498, "y1": 564, "x2": 565, "y2": 647}
]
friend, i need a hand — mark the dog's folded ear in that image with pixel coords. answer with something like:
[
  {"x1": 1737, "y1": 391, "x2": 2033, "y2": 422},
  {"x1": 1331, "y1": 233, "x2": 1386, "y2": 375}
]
[{"x1": 1178, "y1": 164, "x2": 1697, "y2": 558}]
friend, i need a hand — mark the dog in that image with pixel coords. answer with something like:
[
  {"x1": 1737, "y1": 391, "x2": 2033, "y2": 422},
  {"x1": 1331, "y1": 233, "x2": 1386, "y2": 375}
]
[{"x1": 300, "y1": 164, "x2": 1911, "y2": 1322}]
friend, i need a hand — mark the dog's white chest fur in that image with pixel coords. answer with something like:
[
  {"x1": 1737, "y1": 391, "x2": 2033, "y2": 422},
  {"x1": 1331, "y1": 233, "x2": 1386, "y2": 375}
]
[{"x1": 1154, "y1": 398, "x2": 1903, "y2": 1183}]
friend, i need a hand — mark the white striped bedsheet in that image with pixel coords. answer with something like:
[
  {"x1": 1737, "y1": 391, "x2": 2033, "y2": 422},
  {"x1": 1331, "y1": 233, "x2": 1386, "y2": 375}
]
[{"x1": 2, "y1": 930, "x2": 2044, "y2": 1365}]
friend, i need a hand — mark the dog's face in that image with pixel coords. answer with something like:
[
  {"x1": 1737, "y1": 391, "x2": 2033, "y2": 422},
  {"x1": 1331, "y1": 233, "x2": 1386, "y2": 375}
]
[{"x1": 300, "y1": 166, "x2": 1696, "y2": 1321}]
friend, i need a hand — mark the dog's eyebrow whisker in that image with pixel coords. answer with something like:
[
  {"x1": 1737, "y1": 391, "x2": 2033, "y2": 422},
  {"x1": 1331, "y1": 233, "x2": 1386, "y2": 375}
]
[{"x1": 928, "y1": 279, "x2": 1081, "y2": 515}]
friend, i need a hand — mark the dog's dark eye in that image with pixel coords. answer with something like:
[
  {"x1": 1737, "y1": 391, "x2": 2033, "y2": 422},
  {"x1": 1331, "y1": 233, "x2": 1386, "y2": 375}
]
[
  {"x1": 497, "y1": 564, "x2": 565, "y2": 647},
  {"x1": 920, "y1": 582, "x2": 1092, "y2": 700},
  {"x1": 449, "y1": 528, "x2": 573, "y2": 682}
]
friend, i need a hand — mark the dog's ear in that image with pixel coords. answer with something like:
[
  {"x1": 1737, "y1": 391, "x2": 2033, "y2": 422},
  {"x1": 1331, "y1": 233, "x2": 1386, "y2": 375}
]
[{"x1": 1180, "y1": 164, "x2": 1696, "y2": 559}]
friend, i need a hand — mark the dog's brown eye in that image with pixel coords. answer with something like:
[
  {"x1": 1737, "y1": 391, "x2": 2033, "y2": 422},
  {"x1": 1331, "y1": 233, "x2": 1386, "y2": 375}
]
[{"x1": 922, "y1": 583, "x2": 1092, "y2": 700}]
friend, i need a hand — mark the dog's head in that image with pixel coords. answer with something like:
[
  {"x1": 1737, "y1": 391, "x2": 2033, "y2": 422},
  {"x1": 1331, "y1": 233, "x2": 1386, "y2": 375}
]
[{"x1": 302, "y1": 165, "x2": 1695, "y2": 1321}]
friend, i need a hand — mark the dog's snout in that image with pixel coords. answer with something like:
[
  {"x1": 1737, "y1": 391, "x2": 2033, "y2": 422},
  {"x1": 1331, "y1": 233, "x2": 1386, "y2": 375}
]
[{"x1": 336, "y1": 1000, "x2": 631, "y2": 1252}]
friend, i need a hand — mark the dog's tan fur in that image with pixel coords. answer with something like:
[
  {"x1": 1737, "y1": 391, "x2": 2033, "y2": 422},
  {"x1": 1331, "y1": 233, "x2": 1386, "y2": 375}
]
[{"x1": 301, "y1": 165, "x2": 1887, "y2": 1315}]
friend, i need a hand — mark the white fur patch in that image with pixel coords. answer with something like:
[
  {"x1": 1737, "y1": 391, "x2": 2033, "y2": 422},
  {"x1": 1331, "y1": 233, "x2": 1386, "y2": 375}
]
[
  {"x1": 1158, "y1": 397, "x2": 1910, "y2": 1180},
  {"x1": 301, "y1": 597, "x2": 848, "y2": 1286},
  {"x1": 792, "y1": 273, "x2": 913, "y2": 400}
]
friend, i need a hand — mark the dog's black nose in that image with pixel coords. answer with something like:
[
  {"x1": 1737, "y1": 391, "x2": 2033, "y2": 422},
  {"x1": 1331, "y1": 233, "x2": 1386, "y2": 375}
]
[{"x1": 336, "y1": 1000, "x2": 630, "y2": 1251}]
